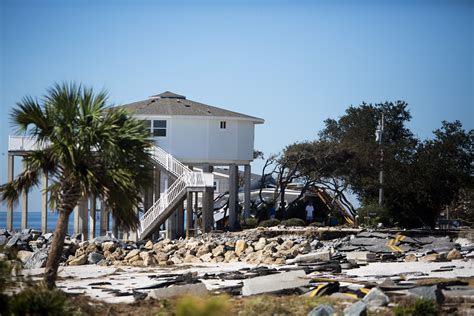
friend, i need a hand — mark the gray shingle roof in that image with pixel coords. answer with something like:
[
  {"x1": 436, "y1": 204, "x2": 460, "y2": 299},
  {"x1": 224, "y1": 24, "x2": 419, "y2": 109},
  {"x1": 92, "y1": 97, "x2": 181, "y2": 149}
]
[{"x1": 115, "y1": 91, "x2": 264, "y2": 123}]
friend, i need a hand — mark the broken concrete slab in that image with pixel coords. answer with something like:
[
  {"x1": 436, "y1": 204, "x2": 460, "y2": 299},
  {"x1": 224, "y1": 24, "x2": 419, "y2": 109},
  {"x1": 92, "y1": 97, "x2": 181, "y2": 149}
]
[
  {"x1": 308, "y1": 304, "x2": 334, "y2": 316},
  {"x1": 147, "y1": 282, "x2": 208, "y2": 299},
  {"x1": 408, "y1": 285, "x2": 445, "y2": 305},
  {"x1": 241, "y1": 270, "x2": 309, "y2": 296},
  {"x1": 343, "y1": 300, "x2": 367, "y2": 316},
  {"x1": 5, "y1": 233, "x2": 20, "y2": 248},
  {"x1": 23, "y1": 250, "x2": 48, "y2": 269},
  {"x1": 356, "y1": 232, "x2": 390, "y2": 239},
  {"x1": 350, "y1": 238, "x2": 380, "y2": 247},
  {"x1": 345, "y1": 252, "x2": 376, "y2": 263},
  {"x1": 286, "y1": 251, "x2": 331, "y2": 264},
  {"x1": 88, "y1": 252, "x2": 105, "y2": 264},
  {"x1": 362, "y1": 287, "x2": 389, "y2": 308}
]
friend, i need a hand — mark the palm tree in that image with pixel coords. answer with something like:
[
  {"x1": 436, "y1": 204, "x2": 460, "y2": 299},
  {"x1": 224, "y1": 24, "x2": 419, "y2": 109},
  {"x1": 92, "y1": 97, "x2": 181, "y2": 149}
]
[{"x1": 1, "y1": 83, "x2": 154, "y2": 289}]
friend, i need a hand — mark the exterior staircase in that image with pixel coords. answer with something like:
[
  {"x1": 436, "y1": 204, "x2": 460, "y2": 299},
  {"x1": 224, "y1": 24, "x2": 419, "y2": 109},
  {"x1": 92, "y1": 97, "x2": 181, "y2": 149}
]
[{"x1": 138, "y1": 145, "x2": 214, "y2": 239}]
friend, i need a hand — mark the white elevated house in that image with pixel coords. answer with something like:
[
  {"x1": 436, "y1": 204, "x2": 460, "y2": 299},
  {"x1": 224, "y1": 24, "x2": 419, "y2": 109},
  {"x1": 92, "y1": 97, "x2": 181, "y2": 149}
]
[
  {"x1": 117, "y1": 91, "x2": 264, "y2": 239},
  {"x1": 6, "y1": 91, "x2": 264, "y2": 240}
]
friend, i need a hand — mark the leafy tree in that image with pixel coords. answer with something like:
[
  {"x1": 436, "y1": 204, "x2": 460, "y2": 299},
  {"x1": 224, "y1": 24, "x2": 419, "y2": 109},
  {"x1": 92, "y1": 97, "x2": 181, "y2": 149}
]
[
  {"x1": 388, "y1": 121, "x2": 473, "y2": 226},
  {"x1": 306, "y1": 102, "x2": 472, "y2": 227},
  {"x1": 0, "y1": 83, "x2": 153, "y2": 288},
  {"x1": 319, "y1": 101, "x2": 418, "y2": 205}
]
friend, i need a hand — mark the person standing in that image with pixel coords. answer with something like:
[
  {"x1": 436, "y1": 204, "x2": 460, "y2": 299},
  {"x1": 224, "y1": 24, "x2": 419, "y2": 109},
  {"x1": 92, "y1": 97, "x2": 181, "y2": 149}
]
[{"x1": 305, "y1": 202, "x2": 314, "y2": 224}]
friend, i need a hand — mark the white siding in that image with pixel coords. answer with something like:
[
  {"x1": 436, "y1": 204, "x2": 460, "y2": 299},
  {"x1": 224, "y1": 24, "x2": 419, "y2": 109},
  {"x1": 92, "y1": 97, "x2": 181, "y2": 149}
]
[
  {"x1": 168, "y1": 117, "x2": 208, "y2": 160},
  {"x1": 237, "y1": 121, "x2": 254, "y2": 161},
  {"x1": 208, "y1": 119, "x2": 238, "y2": 161},
  {"x1": 134, "y1": 115, "x2": 256, "y2": 163}
]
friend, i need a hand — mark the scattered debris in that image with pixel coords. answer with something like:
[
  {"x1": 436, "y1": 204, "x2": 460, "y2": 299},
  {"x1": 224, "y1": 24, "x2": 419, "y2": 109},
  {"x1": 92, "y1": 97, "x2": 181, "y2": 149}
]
[{"x1": 2, "y1": 227, "x2": 473, "y2": 314}]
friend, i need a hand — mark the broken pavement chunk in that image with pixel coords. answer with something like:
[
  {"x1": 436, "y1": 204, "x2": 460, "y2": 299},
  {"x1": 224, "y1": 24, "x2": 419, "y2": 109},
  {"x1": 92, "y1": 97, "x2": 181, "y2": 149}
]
[
  {"x1": 307, "y1": 304, "x2": 335, "y2": 316},
  {"x1": 147, "y1": 282, "x2": 208, "y2": 299},
  {"x1": 408, "y1": 285, "x2": 445, "y2": 305},
  {"x1": 343, "y1": 300, "x2": 367, "y2": 316},
  {"x1": 345, "y1": 252, "x2": 376, "y2": 263},
  {"x1": 362, "y1": 287, "x2": 389, "y2": 308},
  {"x1": 241, "y1": 270, "x2": 309, "y2": 296},
  {"x1": 286, "y1": 251, "x2": 331, "y2": 264}
]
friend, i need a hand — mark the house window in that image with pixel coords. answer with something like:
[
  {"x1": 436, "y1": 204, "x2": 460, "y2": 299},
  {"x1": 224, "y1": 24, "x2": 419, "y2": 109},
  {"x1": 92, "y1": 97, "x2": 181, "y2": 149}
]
[
  {"x1": 213, "y1": 180, "x2": 219, "y2": 192},
  {"x1": 153, "y1": 120, "x2": 167, "y2": 137},
  {"x1": 220, "y1": 121, "x2": 227, "y2": 129}
]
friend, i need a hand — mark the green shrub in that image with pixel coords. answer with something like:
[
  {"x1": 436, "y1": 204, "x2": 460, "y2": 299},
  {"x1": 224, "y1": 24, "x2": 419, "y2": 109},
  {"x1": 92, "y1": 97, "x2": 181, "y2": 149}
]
[
  {"x1": 309, "y1": 222, "x2": 325, "y2": 227},
  {"x1": 357, "y1": 203, "x2": 391, "y2": 227},
  {"x1": 281, "y1": 218, "x2": 306, "y2": 227},
  {"x1": 258, "y1": 219, "x2": 281, "y2": 227},
  {"x1": 241, "y1": 217, "x2": 258, "y2": 229},
  {"x1": 175, "y1": 295, "x2": 230, "y2": 316},
  {"x1": 9, "y1": 286, "x2": 76, "y2": 316},
  {"x1": 393, "y1": 298, "x2": 438, "y2": 316}
]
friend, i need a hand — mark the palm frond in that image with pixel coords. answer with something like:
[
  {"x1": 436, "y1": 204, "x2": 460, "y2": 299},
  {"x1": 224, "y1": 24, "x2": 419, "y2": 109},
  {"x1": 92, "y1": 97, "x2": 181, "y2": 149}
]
[{"x1": 0, "y1": 163, "x2": 41, "y2": 208}]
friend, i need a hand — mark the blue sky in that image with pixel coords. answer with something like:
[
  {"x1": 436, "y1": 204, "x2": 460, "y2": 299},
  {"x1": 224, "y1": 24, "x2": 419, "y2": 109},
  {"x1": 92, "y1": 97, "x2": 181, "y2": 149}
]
[{"x1": 0, "y1": 0, "x2": 473, "y2": 212}]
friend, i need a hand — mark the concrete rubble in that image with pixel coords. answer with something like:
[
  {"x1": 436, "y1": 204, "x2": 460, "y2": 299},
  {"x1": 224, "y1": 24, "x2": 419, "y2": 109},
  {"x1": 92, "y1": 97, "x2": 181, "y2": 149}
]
[
  {"x1": 1, "y1": 226, "x2": 473, "y2": 314},
  {"x1": 241, "y1": 269, "x2": 309, "y2": 296}
]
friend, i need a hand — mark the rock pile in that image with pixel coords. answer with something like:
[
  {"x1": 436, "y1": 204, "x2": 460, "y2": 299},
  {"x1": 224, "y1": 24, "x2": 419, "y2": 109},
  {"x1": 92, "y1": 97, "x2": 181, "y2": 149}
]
[{"x1": 0, "y1": 228, "x2": 472, "y2": 270}]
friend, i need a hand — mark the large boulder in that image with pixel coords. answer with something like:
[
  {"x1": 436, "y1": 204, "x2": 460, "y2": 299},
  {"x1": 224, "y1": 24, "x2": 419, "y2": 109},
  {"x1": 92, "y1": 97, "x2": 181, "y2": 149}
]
[
  {"x1": 154, "y1": 251, "x2": 169, "y2": 262},
  {"x1": 235, "y1": 240, "x2": 248, "y2": 256},
  {"x1": 196, "y1": 244, "x2": 212, "y2": 257},
  {"x1": 308, "y1": 304, "x2": 334, "y2": 316},
  {"x1": 140, "y1": 251, "x2": 157, "y2": 266},
  {"x1": 343, "y1": 301, "x2": 367, "y2": 316},
  {"x1": 253, "y1": 238, "x2": 267, "y2": 251},
  {"x1": 5, "y1": 233, "x2": 20, "y2": 248},
  {"x1": 24, "y1": 250, "x2": 48, "y2": 269},
  {"x1": 88, "y1": 252, "x2": 105, "y2": 264},
  {"x1": 362, "y1": 287, "x2": 389, "y2": 308},
  {"x1": 447, "y1": 249, "x2": 462, "y2": 260},
  {"x1": 212, "y1": 245, "x2": 225, "y2": 257},
  {"x1": 0, "y1": 235, "x2": 8, "y2": 247},
  {"x1": 200, "y1": 253, "x2": 213, "y2": 262},
  {"x1": 16, "y1": 250, "x2": 33, "y2": 264},
  {"x1": 124, "y1": 249, "x2": 140, "y2": 261},
  {"x1": 143, "y1": 240, "x2": 154, "y2": 250},
  {"x1": 408, "y1": 285, "x2": 445, "y2": 305},
  {"x1": 69, "y1": 254, "x2": 88, "y2": 266}
]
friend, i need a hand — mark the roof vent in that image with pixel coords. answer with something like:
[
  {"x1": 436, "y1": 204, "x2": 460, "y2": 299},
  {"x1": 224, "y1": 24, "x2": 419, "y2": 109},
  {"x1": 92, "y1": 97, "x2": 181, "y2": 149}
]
[{"x1": 149, "y1": 91, "x2": 186, "y2": 99}]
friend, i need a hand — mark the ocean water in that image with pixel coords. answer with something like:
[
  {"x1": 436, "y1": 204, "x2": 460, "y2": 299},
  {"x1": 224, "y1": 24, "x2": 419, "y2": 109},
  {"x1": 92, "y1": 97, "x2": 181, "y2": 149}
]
[{"x1": 0, "y1": 211, "x2": 111, "y2": 235}]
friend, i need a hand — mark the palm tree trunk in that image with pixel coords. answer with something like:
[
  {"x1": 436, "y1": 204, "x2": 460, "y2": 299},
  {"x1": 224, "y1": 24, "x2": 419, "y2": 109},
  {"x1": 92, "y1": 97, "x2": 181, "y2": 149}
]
[{"x1": 43, "y1": 209, "x2": 70, "y2": 289}]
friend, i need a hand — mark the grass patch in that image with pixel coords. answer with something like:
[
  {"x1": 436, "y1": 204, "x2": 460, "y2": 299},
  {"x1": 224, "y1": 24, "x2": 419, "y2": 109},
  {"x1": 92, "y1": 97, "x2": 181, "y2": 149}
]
[
  {"x1": 175, "y1": 295, "x2": 231, "y2": 316},
  {"x1": 240, "y1": 218, "x2": 258, "y2": 229},
  {"x1": 393, "y1": 298, "x2": 438, "y2": 316},
  {"x1": 239, "y1": 294, "x2": 337, "y2": 316},
  {"x1": 258, "y1": 219, "x2": 281, "y2": 227}
]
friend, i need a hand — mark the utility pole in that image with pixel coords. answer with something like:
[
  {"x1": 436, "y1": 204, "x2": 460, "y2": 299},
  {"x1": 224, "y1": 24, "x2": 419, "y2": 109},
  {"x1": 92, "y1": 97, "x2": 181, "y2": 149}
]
[{"x1": 376, "y1": 113, "x2": 385, "y2": 207}]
